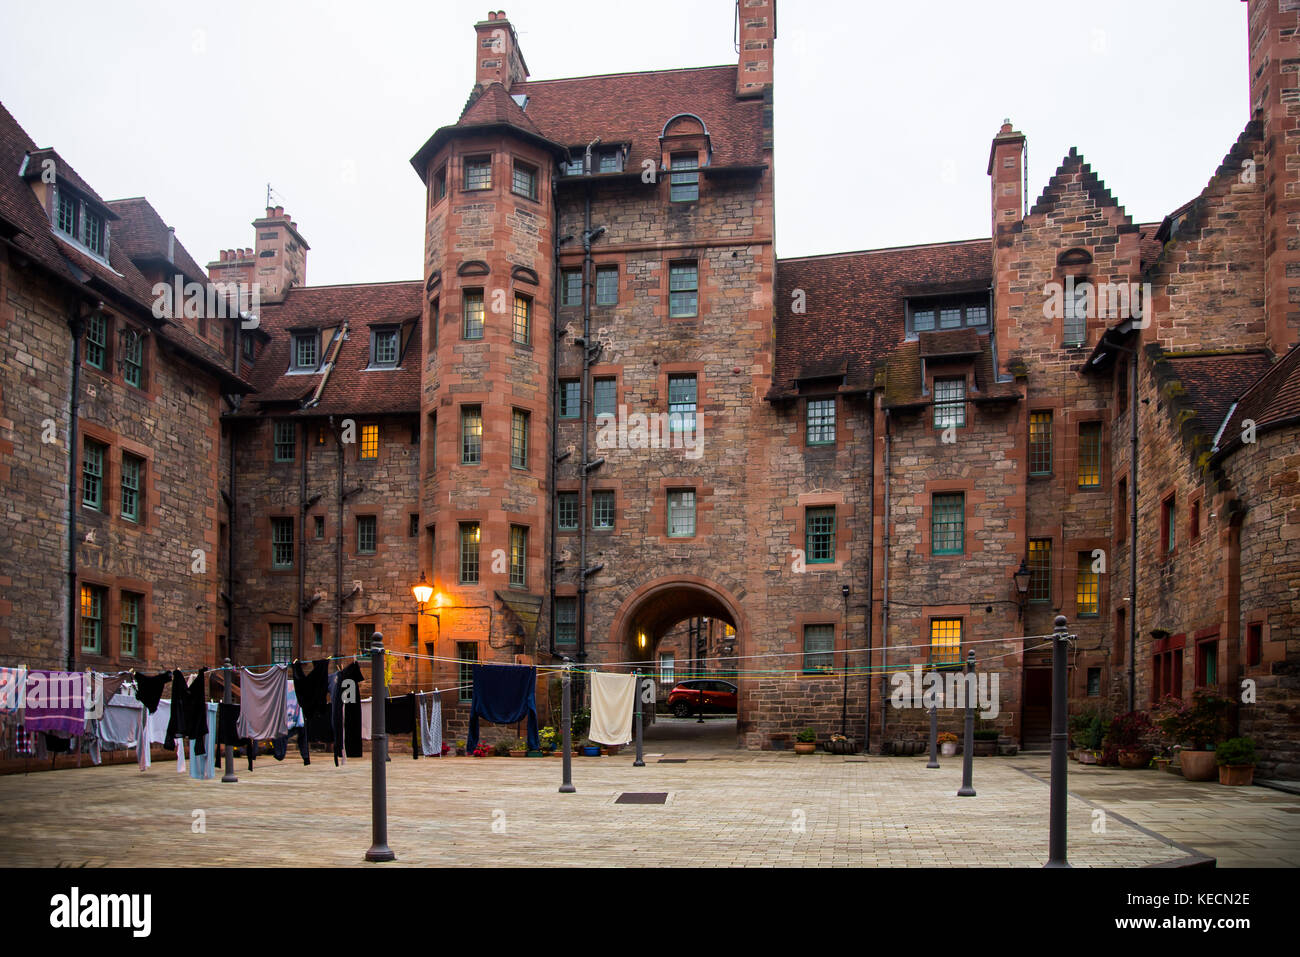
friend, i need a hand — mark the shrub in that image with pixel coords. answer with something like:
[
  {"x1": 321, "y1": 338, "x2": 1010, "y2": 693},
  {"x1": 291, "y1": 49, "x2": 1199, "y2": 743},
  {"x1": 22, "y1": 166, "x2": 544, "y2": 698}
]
[
  {"x1": 493, "y1": 740, "x2": 511, "y2": 756},
  {"x1": 1106, "y1": 711, "x2": 1156, "y2": 751},
  {"x1": 1215, "y1": 737, "x2": 1257, "y2": 766},
  {"x1": 1155, "y1": 691, "x2": 1232, "y2": 750},
  {"x1": 938, "y1": 732, "x2": 958, "y2": 744},
  {"x1": 796, "y1": 727, "x2": 816, "y2": 743}
]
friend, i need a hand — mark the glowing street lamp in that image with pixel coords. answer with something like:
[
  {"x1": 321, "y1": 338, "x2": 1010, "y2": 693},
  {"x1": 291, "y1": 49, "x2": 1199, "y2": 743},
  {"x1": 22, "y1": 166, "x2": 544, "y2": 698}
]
[{"x1": 412, "y1": 572, "x2": 434, "y2": 607}]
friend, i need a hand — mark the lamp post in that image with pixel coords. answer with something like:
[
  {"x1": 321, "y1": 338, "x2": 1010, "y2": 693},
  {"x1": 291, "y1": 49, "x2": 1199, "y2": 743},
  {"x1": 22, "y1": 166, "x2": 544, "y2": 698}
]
[
  {"x1": 560, "y1": 659, "x2": 575, "y2": 793},
  {"x1": 1046, "y1": 615, "x2": 1071, "y2": 868},
  {"x1": 1013, "y1": 559, "x2": 1031, "y2": 619},
  {"x1": 364, "y1": 632, "x2": 395, "y2": 862},
  {"x1": 957, "y1": 650, "x2": 976, "y2": 797},
  {"x1": 840, "y1": 584, "x2": 850, "y2": 739}
]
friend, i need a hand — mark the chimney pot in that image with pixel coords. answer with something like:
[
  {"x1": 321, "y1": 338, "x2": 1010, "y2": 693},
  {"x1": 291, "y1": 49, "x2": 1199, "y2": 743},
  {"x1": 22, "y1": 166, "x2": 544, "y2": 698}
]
[
  {"x1": 275, "y1": 205, "x2": 284, "y2": 217},
  {"x1": 266, "y1": 207, "x2": 275, "y2": 218},
  {"x1": 220, "y1": 250, "x2": 228, "y2": 262}
]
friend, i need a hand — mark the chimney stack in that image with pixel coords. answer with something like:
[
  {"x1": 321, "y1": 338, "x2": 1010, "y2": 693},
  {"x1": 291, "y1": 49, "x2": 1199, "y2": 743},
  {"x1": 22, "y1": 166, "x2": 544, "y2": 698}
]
[
  {"x1": 987, "y1": 119, "x2": 1026, "y2": 242},
  {"x1": 474, "y1": 11, "x2": 529, "y2": 91},
  {"x1": 736, "y1": 0, "x2": 776, "y2": 97}
]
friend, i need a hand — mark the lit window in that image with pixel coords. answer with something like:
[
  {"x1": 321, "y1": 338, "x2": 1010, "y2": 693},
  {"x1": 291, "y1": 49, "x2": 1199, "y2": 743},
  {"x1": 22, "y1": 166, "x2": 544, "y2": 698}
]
[
  {"x1": 463, "y1": 290, "x2": 485, "y2": 340},
  {"x1": 593, "y1": 378, "x2": 617, "y2": 418},
  {"x1": 121, "y1": 454, "x2": 142, "y2": 522},
  {"x1": 561, "y1": 269, "x2": 582, "y2": 306},
  {"x1": 82, "y1": 439, "x2": 105, "y2": 510},
  {"x1": 558, "y1": 492, "x2": 578, "y2": 530},
  {"x1": 807, "y1": 399, "x2": 835, "y2": 445},
  {"x1": 595, "y1": 267, "x2": 618, "y2": 305},
  {"x1": 805, "y1": 506, "x2": 836, "y2": 563},
  {"x1": 931, "y1": 493, "x2": 964, "y2": 555},
  {"x1": 930, "y1": 618, "x2": 962, "y2": 667},
  {"x1": 554, "y1": 597, "x2": 577, "y2": 644},
  {"x1": 1029, "y1": 411, "x2": 1053, "y2": 475},
  {"x1": 372, "y1": 327, "x2": 399, "y2": 367},
  {"x1": 669, "y1": 262, "x2": 698, "y2": 317},
  {"x1": 461, "y1": 406, "x2": 482, "y2": 464},
  {"x1": 1078, "y1": 422, "x2": 1102, "y2": 488},
  {"x1": 464, "y1": 155, "x2": 491, "y2": 190},
  {"x1": 360, "y1": 424, "x2": 379, "y2": 460},
  {"x1": 459, "y1": 522, "x2": 480, "y2": 583},
  {"x1": 1028, "y1": 539, "x2": 1051, "y2": 603},
  {"x1": 357, "y1": 516, "x2": 377, "y2": 554},
  {"x1": 803, "y1": 623, "x2": 834, "y2": 674},
  {"x1": 80, "y1": 584, "x2": 104, "y2": 654},
  {"x1": 271, "y1": 624, "x2": 293, "y2": 664},
  {"x1": 670, "y1": 152, "x2": 699, "y2": 202},
  {"x1": 934, "y1": 378, "x2": 965, "y2": 429},
  {"x1": 511, "y1": 408, "x2": 529, "y2": 469},
  {"x1": 1076, "y1": 552, "x2": 1100, "y2": 616},
  {"x1": 509, "y1": 525, "x2": 527, "y2": 587},
  {"x1": 274, "y1": 421, "x2": 296, "y2": 462},
  {"x1": 512, "y1": 294, "x2": 531, "y2": 344},
  {"x1": 667, "y1": 489, "x2": 696, "y2": 538},
  {"x1": 271, "y1": 517, "x2": 294, "y2": 568},
  {"x1": 668, "y1": 374, "x2": 696, "y2": 432},
  {"x1": 85, "y1": 314, "x2": 107, "y2": 370},
  {"x1": 592, "y1": 490, "x2": 615, "y2": 529},
  {"x1": 511, "y1": 160, "x2": 538, "y2": 200},
  {"x1": 559, "y1": 379, "x2": 581, "y2": 418},
  {"x1": 120, "y1": 592, "x2": 141, "y2": 658},
  {"x1": 293, "y1": 333, "x2": 318, "y2": 370}
]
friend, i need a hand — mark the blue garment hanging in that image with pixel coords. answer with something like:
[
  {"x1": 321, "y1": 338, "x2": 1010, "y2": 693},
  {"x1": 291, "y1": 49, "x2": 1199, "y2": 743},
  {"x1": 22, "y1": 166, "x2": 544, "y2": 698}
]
[{"x1": 466, "y1": 664, "x2": 539, "y2": 752}]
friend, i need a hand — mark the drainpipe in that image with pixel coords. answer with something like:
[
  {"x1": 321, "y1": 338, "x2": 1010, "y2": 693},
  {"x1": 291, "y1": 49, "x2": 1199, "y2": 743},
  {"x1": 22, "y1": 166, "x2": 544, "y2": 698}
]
[
  {"x1": 861, "y1": 399, "x2": 873, "y2": 753},
  {"x1": 548, "y1": 173, "x2": 562, "y2": 660},
  {"x1": 227, "y1": 419, "x2": 238, "y2": 664},
  {"x1": 297, "y1": 420, "x2": 307, "y2": 660},
  {"x1": 332, "y1": 415, "x2": 344, "y2": 661},
  {"x1": 881, "y1": 406, "x2": 891, "y2": 743},
  {"x1": 576, "y1": 137, "x2": 600, "y2": 667},
  {"x1": 1128, "y1": 347, "x2": 1138, "y2": 712},
  {"x1": 65, "y1": 307, "x2": 89, "y2": 673}
]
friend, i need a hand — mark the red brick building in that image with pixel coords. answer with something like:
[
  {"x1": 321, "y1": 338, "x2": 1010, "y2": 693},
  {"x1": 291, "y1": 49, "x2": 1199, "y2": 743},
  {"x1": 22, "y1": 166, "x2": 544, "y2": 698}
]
[{"x1": 2, "y1": 1, "x2": 1297, "y2": 772}]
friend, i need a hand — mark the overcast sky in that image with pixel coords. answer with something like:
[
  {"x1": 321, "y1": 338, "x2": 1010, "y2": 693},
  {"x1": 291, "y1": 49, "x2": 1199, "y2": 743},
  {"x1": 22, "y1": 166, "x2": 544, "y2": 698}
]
[{"x1": 1, "y1": 0, "x2": 1246, "y2": 286}]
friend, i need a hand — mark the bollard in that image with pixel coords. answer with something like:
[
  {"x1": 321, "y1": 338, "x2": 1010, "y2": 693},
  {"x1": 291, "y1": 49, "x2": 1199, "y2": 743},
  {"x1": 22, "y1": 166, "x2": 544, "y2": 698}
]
[
  {"x1": 1046, "y1": 615, "x2": 1071, "y2": 868},
  {"x1": 633, "y1": 669, "x2": 645, "y2": 767},
  {"x1": 926, "y1": 702, "x2": 940, "y2": 769},
  {"x1": 365, "y1": 634, "x2": 395, "y2": 862},
  {"x1": 559, "y1": 659, "x2": 575, "y2": 793},
  {"x1": 221, "y1": 657, "x2": 237, "y2": 783},
  {"x1": 957, "y1": 650, "x2": 976, "y2": 797}
]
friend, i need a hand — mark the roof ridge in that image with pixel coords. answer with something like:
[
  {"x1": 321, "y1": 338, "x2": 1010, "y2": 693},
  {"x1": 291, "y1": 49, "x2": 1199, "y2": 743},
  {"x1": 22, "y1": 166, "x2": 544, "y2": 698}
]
[
  {"x1": 778, "y1": 237, "x2": 990, "y2": 262},
  {"x1": 519, "y1": 64, "x2": 735, "y2": 86},
  {"x1": 278, "y1": 279, "x2": 423, "y2": 291}
]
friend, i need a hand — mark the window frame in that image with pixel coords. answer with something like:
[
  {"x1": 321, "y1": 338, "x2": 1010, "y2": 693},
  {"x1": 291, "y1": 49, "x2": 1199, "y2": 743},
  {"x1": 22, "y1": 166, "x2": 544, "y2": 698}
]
[
  {"x1": 906, "y1": 297, "x2": 990, "y2": 336},
  {"x1": 270, "y1": 623, "x2": 293, "y2": 664},
  {"x1": 84, "y1": 313, "x2": 107, "y2": 370},
  {"x1": 511, "y1": 159, "x2": 538, "y2": 200},
  {"x1": 370, "y1": 326, "x2": 400, "y2": 368},
  {"x1": 667, "y1": 488, "x2": 697, "y2": 538},
  {"x1": 1029, "y1": 410, "x2": 1053, "y2": 476},
  {"x1": 595, "y1": 266, "x2": 619, "y2": 306},
  {"x1": 120, "y1": 591, "x2": 141, "y2": 658},
  {"x1": 509, "y1": 524, "x2": 527, "y2": 588},
  {"x1": 512, "y1": 293, "x2": 531, "y2": 345},
  {"x1": 933, "y1": 377, "x2": 966, "y2": 430},
  {"x1": 593, "y1": 377, "x2": 617, "y2": 418},
  {"x1": 559, "y1": 379, "x2": 581, "y2": 418},
  {"x1": 669, "y1": 152, "x2": 699, "y2": 203},
  {"x1": 463, "y1": 154, "x2": 492, "y2": 191},
  {"x1": 122, "y1": 328, "x2": 144, "y2": 388},
  {"x1": 462, "y1": 289, "x2": 485, "y2": 340},
  {"x1": 805, "y1": 506, "x2": 836, "y2": 564},
  {"x1": 931, "y1": 492, "x2": 965, "y2": 556},
  {"x1": 1076, "y1": 551, "x2": 1100, "y2": 617},
  {"x1": 82, "y1": 439, "x2": 105, "y2": 510},
  {"x1": 1077, "y1": 421, "x2": 1103, "y2": 488},
  {"x1": 591, "y1": 490, "x2": 615, "y2": 530},
  {"x1": 459, "y1": 522, "x2": 481, "y2": 584},
  {"x1": 359, "y1": 423, "x2": 380, "y2": 461},
  {"x1": 357, "y1": 515, "x2": 377, "y2": 555},
  {"x1": 929, "y1": 617, "x2": 963, "y2": 669},
  {"x1": 292, "y1": 332, "x2": 319, "y2": 371},
  {"x1": 560, "y1": 269, "x2": 582, "y2": 307},
  {"x1": 802, "y1": 623, "x2": 835, "y2": 675},
  {"x1": 80, "y1": 583, "x2": 105, "y2": 655},
  {"x1": 461, "y1": 405, "x2": 483, "y2": 465},
  {"x1": 668, "y1": 261, "x2": 699, "y2": 318},
  {"x1": 667, "y1": 374, "x2": 697, "y2": 432},
  {"x1": 554, "y1": 597, "x2": 577, "y2": 646},
  {"x1": 271, "y1": 516, "x2": 294, "y2": 569},
  {"x1": 511, "y1": 408, "x2": 529, "y2": 469},
  {"x1": 273, "y1": 420, "x2": 297, "y2": 462},
  {"x1": 557, "y1": 491, "x2": 579, "y2": 531},
  {"x1": 806, "y1": 398, "x2": 836, "y2": 446},
  {"x1": 120, "y1": 453, "x2": 143, "y2": 523},
  {"x1": 1027, "y1": 538, "x2": 1051, "y2": 603},
  {"x1": 458, "y1": 641, "x2": 477, "y2": 702}
]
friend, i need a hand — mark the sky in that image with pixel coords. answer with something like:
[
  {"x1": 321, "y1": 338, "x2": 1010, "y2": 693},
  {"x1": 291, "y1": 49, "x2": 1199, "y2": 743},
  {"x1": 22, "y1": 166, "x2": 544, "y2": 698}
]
[{"x1": 0, "y1": 0, "x2": 1248, "y2": 286}]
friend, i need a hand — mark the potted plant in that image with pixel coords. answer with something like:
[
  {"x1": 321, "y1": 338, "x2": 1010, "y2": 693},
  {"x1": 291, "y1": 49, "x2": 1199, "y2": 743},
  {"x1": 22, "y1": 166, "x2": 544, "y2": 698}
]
[
  {"x1": 471, "y1": 741, "x2": 491, "y2": 757},
  {"x1": 601, "y1": 742, "x2": 623, "y2": 756},
  {"x1": 1107, "y1": 710, "x2": 1156, "y2": 769},
  {"x1": 581, "y1": 738, "x2": 601, "y2": 757},
  {"x1": 493, "y1": 740, "x2": 512, "y2": 757},
  {"x1": 826, "y1": 733, "x2": 857, "y2": 755},
  {"x1": 938, "y1": 731, "x2": 958, "y2": 757},
  {"x1": 1216, "y1": 737, "x2": 1257, "y2": 786},
  {"x1": 973, "y1": 727, "x2": 999, "y2": 756},
  {"x1": 507, "y1": 737, "x2": 528, "y2": 758},
  {"x1": 1156, "y1": 692, "x2": 1231, "y2": 781},
  {"x1": 539, "y1": 726, "x2": 557, "y2": 754},
  {"x1": 1068, "y1": 707, "x2": 1097, "y2": 758},
  {"x1": 794, "y1": 728, "x2": 816, "y2": 754},
  {"x1": 455, "y1": 739, "x2": 467, "y2": 757},
  {"x1": 1153, "y1": 749, "x2": 1172, "y2": 772}
]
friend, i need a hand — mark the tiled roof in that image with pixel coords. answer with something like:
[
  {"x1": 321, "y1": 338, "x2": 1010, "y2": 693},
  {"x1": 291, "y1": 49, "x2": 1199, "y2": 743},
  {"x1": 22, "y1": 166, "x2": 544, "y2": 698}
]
[
  {"x1": 243, "y1": 281, "x2": 423, "y2": 417},
  {"x1": 106, "y1": 197, "x2": 209, "y2": 286},
  {"x1": 772, "y1": 239, "x2": 993, "y2": 400},
  {"x1": 459, "y1": 82, "x2": 543, "y2": 135},
  {"x1": 1162, "y1": 352, "x2": 1274, "y2": 436},
  {"x1": 1218, "y1": 344, "x2": 1300, "y2": 453},
  {"x1": 21, "y1": 147, "x2": 115, "y2": 212},
  {"x1": 919, "y1": 328, "x2": 980, "y2": 358}
]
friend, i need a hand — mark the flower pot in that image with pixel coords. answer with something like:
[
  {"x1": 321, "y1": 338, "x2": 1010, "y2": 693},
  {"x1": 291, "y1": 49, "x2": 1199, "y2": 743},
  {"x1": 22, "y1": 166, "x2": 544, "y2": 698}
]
[
  {"x1": 582, "y1": 746, "x2": 600, "y2": 756},
  {"x1": 827, "y1": 738, "x2": 857, "y2": 755},
  {"x1": 1118, "y1": 749, "x2": 1153, "y2": 769},
  {"x1": 526, "y1": 750, "x2": 544, "y2": 757},
  {"x1": 605, "y1": 744, "x2": 622, "y2": 756},
  {"x1": 1078, "y1": 750, "x2": 1098, "y2": 765},
  {"x1": 794, "y1": 742, "x2": 815, "y2": 754},
  {"x1": 973, "y1": 739, "x2": 997, "y2": 756},
  {"x1": 1154, "y1": 758, "x2": 1171, "y2": 772},
  {"x1": 940, "y1": 741, "x2": 957, "y2": 756},
  {"x1": 1218, "y1": 764, "x2": 1255, "y2": 786},
  {"x1": 509, "y1": 749, "x2": 527, "y2": 758},
  {"x1": 1179, "y1": 749, "x2": 1218, "y2": 781}
]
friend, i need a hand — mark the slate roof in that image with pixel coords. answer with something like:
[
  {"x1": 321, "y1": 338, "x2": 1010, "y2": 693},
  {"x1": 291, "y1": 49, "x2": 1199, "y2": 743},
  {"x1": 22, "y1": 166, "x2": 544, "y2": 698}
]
[
  {"x1": 1217, "y1": 344, "x2": 1300, "y2": 454},
  {"x1": 1162, "y1": 352, "x2": 1274, "y2": 436},
  {"x1": 106, "y1": 197, "x2": 209, "y2": 287}
]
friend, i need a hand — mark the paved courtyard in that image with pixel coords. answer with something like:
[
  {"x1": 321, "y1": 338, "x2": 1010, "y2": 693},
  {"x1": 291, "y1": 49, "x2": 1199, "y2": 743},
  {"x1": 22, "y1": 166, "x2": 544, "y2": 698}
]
[{"x1": 2, "y1": 721, "x2": 1296, "y2": 867}]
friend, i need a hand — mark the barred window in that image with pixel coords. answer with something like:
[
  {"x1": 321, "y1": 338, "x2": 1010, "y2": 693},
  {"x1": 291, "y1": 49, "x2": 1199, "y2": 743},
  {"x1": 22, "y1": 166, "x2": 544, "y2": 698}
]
[
  {"x1": 807, "y1": 398, "x2": 835, "y2": 445},
  {"x1": 511, "y1": 408, "x2": 529, "y2": 469},
  {"x1": 554, "y1": 597, "x2": 577, "y2": 645},
  {"x1": 120, "y1": 591, "x2": 141, "y2": 658},
  {"x1": 669, "y1": 262, "x2": 698, "y2": 318},
  {"x1": 1028, "y1": 538, "x2": 1052, "y2": 603},
  {"x1": 85, "y1": 313, "x2": 107, "y2": 369},
  {"x1": 82, "y1": 439, "x2": 105, "y2": 510},
  {"x1": 1029, "y1": 411, "x2": 1053, "y2": 475},
  {"x1": 558, "y1": 492, "x2": 578, "y2": 530},
  {"x1": 360, "y1": 423, "x2": 379, "y2": 460},
  {"x1": 463, "y1": 290, "x2": 485, "y2": 340},
  {"x1": 272, "y1": 517, "x2": 294, "y2": 568},
  {"x1": 593, "y1": 378, "x2": 617, "y2": 418},
  {"x1": 1078, "y1": 422, "x2": 1102, "y2": 488},
  {"x1": 357, "y1": 516, "x2": 377, "y2": 554},
  {"x1": 459, "y1": 522, "x2": 480, "y2": 583},
  {"x1": 511, "y1": 160, "x2": 537, "y2": 200},
  {"x1": 461, "y1": 405, "x2": 483, "y2": 464},
  {"x1": 592, "y1": 490, "x2": 615, "y2": 529},
  {"x1": 805, "y1": 506, "x2": 836, "y2": 563},
  {"x1": 931, "y1": 493, "x2": 964, "y2": 555},
  {"x1": 464, "y1": 155, "x2": 491, "y2": 190},
  {"x1": 120, "y1": 454, "x2": 142, "y2": 522},
  {"x1": 668, "y1": 374, "x2": 696, "y2": 432},
  {"x1": 670, "y1": 152, "x2": 699, "y2": 202},
  {"x1": 667, "y1": 489, "x2": 696, "y2": 538},
  {"x1": 509, "y1": 525, "x2": 527, "y2": 587},
  {"x1": 80, "y1": 584, "x2": 104, "y2": 654},
  {"x1": 595, "y1": 267, "x2": 618, "y2": 305},
  {"x1": 274, "y1": 420, "x2": 296, "y2": 462},
  {"x1": 559, "y1": 379, "x2": 581, "y2": 418},
  {"x1": 934, "y1": 377, "x2": 966, "y2": 429},
  {"x1": 271, "y1": 624, "x2": 293, "y2": 664},
  {"x1": 930, "y1": 618, "x2": 962, "y2": 666},
  {"x1": 1077, "y1": 552, "x2": 1100, "y2": 616},
  {"x1": 122, "y1": 329, "x2": 143, "y2": 387},
  {"x1": 803, "y1": 624, "x2": 834, "y2": 674},
  {"x1": 561, "y1": 269, "x2": 582, "y2": 306}
]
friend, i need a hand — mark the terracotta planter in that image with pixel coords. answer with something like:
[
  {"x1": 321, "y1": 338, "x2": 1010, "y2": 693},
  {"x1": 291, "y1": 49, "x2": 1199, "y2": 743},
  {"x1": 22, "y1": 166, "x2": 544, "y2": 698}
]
[
  {"x1": 509, "y1": 750, "x2": 527, "y2": 757},
  {"x1": 1218, "y1": 764, "x2": 1255, "y2": 786},
  {"x1": 1117, "y1": 749, "x2": 1153, "y2": 769},
  {"x1": 1179, "y1": 749, "x2": 1218, "y2": 781},
  {"x1": 1154, "y1": 758, "x2": 1171, "y2": 772},
  {"x1": 794, "y1": 742, "x2": 815, "y2": 754}
]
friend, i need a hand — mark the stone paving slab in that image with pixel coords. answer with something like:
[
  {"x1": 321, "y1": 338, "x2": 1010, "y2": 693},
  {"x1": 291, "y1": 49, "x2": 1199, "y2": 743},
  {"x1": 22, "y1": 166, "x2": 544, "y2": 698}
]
[{"x1": 0, "y1": 749, "x2": 1257, "y2": 868}]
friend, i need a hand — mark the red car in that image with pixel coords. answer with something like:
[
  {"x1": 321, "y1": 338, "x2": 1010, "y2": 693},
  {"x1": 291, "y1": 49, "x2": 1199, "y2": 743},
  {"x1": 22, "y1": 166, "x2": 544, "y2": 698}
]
[{"x1": 667, "y1": 679, "x2": 737, "y2": 717}]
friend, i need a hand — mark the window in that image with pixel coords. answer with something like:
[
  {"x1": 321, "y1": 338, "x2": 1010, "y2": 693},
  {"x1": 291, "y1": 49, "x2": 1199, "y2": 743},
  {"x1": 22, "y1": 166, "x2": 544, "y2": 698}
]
[
  {"x1": 360, "y1": 423, "x2": 379, "y2": 460},
  {"x1": 511, "y1": 160, "x2": 538, "y2": 200},
  {"x1": 1087, "y1": 668, "x2": 1101, "y2": 696},
  {"x1": 1063, "y1": 280, "x2": 1087, "y2": 346},
  {"x1": 554, "y1": 597, "x2": 577, "y2": 645},
  {"x1": 430, "y1": 298, "x2": 440, "y2": 350},
  {"x1": 458, "y1": 642, "x2": 477, "y2": 701},
  {"x1": 1161, "y1": 494, "x2": 1176, "y2": 556},
  {"x1": 930, "y1": 618, "x2": 962, "y2": 666},
  {"x1": 274, "y1": 421, "x2": 296, "y2": 462},
  {"x1": 357, "y1": 516, "x2": 377, "y2": 554},
  {"x1": 562, "y1": 153, "x2": 584, "y2": 176},
  {"x1": 558, "y1": 492, "x2": 578, "y2": 530},
  {"x1": 242, "y1": 336, "x2": 255, "y2": 362},
  {"x1": 120, "y1": 592, "x2": 141, "y2": 658},
  {"x1": 461, "y1": 406, "x2": 482, "y2": 464},
  {"x1": 933, "y1": 378, "x2": 966, "y2": 429},
  {"x1": 931, "y1": 493, "x2": 965, "y2": 555},
  {"x1": 409, "y1": 623, "x2": 418, "y2": 648},
  {"x1": 432, "y1": 166, "x2": 447, "y2": 202},
  {"x1": 1076, "y1": 552, "x2": 1100, "y2": 617},
  {"x1": 669, "y1": 262, "x2": 698, "y2": 317},
  {"x1": 83, "y1": 208, "x2": 104, "y2": 255},
  {"x1": 807, "y1": 398, "x2": 835, "y2": 446},
  {"x1": 313, "y1": 515, "x2": 325, "y2": 540},
  {"x1": 409, "y1": 513, "x2": 419, "y2": 538},
  {"x1": 659, "y1": 652, "x2": 675, "y2": 683},
  {"x1": 593, "y1": 378, "x2": 617, "y2": 418},
  {"x1": 907, "y1": 298, "x2": 988, "y2": 335},
  {"x1": 372, "y1": 327, "x2": 399, "y2": 367},
  {"x1": 667, "y1": 489, "x2": 696, "y2": 537},
  {"x1": 122, "y1": 329, "x2": 143, "y2": 387},
  {"x1": 509, "y1": 525, "x2": 527, "y2": 587},
  {"x1": 670, "y1": 152, "x2": 699, "y2": 202},
  {"x1": 595, "y1": 267, "x2": 618, "y2": 305},
  {"x1": 1078, "y1": 422, "x2": 1102, "y2": 488},
  {"x1": 512, "y1": 294, "x2": 531, "y2": 344},
  {"x1": 598, "y1": 148, "x2": 622, "y2": 173},
  {"x1": 559, "y1": 379, "x2": 581, "y2": 418},
  {"x1": 120, "y1": 454, "x2": 142, "y2": 522},
  {"x1": 464, "y1": 155, "x2": 491, "y2": 191},
  {"x1": 293, "y1": 332, "x2": 318, "y2": 370},
  {"x1": 1246, "y1": 623, "x2": 1263, "y2": 667},
  {"x1": 356, "y1": 623, "x2": 375, "y2": 656},
  {"x1": 805, "y1": 506, "x2": 836, "y2": 563},
  {"x1": 668, "y1": 374, "x2": 697, "y2": 432},
  {"x1": 592, "y1": 490, "x2": 615, "y2": 529},
  {"x1": 271, "y1": 517, "x2": 294, "y2": 568},
  {"x1": 561, "y1": 269, "x2": 582, "y2": 306},
  {"x1": 82, "y1": 439, "x2": 105, "y2": 510},
  {"x1": 1116, "y1": 477, "x2": 1128, "y2": 541},
  {"x1": 57, "y1": 191, "x2": 78, "y2": 237},
  {"x1": 511, "y1": 408, "x2": 529, "y2": 469},
  {"x1": 1196, "y1": 639, "x2": 1218, "y2": 687},
  {"x1": 463, "y1": 290, "x2": 485, "y2": 339},
  {"x1": 459, "y1": 522, "x2": 480, "y2": 583},
  {"x1": 1029, "y1": 411, "x2": 1053, "y2": 475},
  {"x1": 1189, "y1": 497, "x2": 1201, "y2": 543},
  {"x1": 271, "y1": 624, "x2": 293, "y2": 664},
  {"x1": 85, "y1": 313, "x2": 107, "y2": 370},
  {"x1": 803, "y1": 623, "x2": 834, "y2": 674},
  {"x1": 1028, "y1": 538, "x2": 1051, "y2": 603},
  {"x1": 313, "y1": 622, "x2": 324, "y2": 647},
  {"x1": 939, "y1": 306, "x2": 962, "y2": 330},
  {"x1": 80, "y1": 584, "x2": 104, "y2": 654}
]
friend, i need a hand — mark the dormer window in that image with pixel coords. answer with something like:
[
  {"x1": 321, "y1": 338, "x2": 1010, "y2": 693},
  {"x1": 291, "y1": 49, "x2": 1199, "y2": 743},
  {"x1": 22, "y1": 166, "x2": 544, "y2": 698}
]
[
  {"x1": 562, "y1": 147, "x2": 624, "y2": 176},
  {"x1": 371, "y1": 327, "x2": 399, "y2": 368},
  {"x1": 53, "y1": 188, "x2": 108, "y2": 260},
  {"x1": 906, "y1": 296, "x2": 989, "y2": 337},
  {"x1": 670, "y1": 153, "x2": 699, "y2": 202},
  {"x1": 597, "y1": 148, "x2": 623, "y2": 173},
  {"x1": 292, "y1": 332, "x2": 318, "y2": 371}
]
